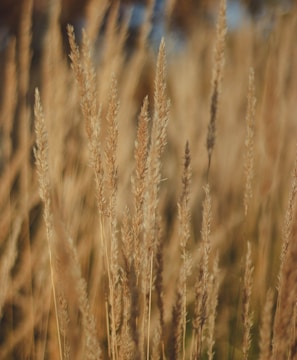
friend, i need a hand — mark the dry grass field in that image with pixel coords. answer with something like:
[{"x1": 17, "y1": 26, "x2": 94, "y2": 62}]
[{"x1": 1, "y1": 0, "x2": 297, "y2": 359}]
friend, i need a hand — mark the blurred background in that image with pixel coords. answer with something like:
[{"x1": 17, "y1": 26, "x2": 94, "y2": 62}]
[{"x1": 0, "y1": 0, "x2": 295, "y2": 56}]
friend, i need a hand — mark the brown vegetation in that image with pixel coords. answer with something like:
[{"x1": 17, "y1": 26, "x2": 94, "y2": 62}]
[{"x1": 1, "y1": 0, "x2": 297, "y2": 359}]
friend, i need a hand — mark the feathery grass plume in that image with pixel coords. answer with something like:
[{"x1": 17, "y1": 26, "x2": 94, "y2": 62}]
[
  {"x1": 57, "y1": 292, "x2": 71, "y2": 360},
  {"x1": 290, "y1": 300, "x2": 297, "y2": 358},
  {"x1": 81, "y1": 29, "x2": 97, "y2": 112},
  {"x1": 52, "y1": 211, "x2": 102, "y2": 360},
  {"x1": 104, "y1": 75, "x2": 119, "y2": 260},
  {"x1": 121, "y1": 250, "x2": 141, "y2": 359},
  {"x1": 206, "y1": 253, "x2": 220, "y2": 360},
  {"x1": 172, "y1": 140, "x2": 192, "y2": 360},
  {"x1": 142, "y1": 38, "x2": 170, "y2": 359},
  {"x1": 154, "y1": 227, "x2": 165, "y2": 355},
  {"x1": 151, "y1": 323, "x2": 162, "y2": 360},
  {"x1": 191, "y1": 184, "x2": 212, "y2": 359},
  {"x1": 105, "y1": 75, "x2": 119, "y2": 221},
  {"x1": 132, "y1": 96, "x2": 150, "y2": 276},
  {"x1": 67, "y1": 24, "x2": 84, "y2": 91},
  {"x1": 67, "y1": 27, "x2": 105, "y2": 323},
  {"x1": 69, "y1": 24, "x2": 118, "y2": 358},
  {"x1": 89, "y1": 107, "x2": 106, "y2": 218},
  {"x1": 244, "y1": 68, "x2": 256, "y2": 217},
  {"x1": 119, "y1": 209, "x2": 138, "y2": 359},
  {"x1": 279, "y1": 150, "x2": 297, "y2": 277},
  {"x1": 68, "y1": 24, "x2": 98, "y2": 139},
  {"x1": 259, "y1": 289, "x2": 274, "y2": 360},
  {"x1": 206, "y1": 0, "x2": 227, "y2": 176},
  {"x1": 119, "y1": 323, "x2": 134, "y2": 360},
  {"x1": 179, "y1": 141, "x2": 192, "y2": 251},
  {"x1": 129, "y1": 266, "x2": 141, "y2": 359},
  {"x1": 68, "y1": 23, "x2": 105, "y2": 256},
  {"x1": 168, "y1": 289, "x2": 183, "y2": 360},
  {"x1": 1, "y1": 38, "x2": 16, "y2": 166},
  {"x1": 122, "y1": 208, "x2": 134, "y2": 272},
  {"x1": 68, "y1": 26, "x2": 106, "y2": 216},
  {"x1": 41, "y1": 0, "x2": 70, "y2": 186},
  {"x1": 120, "y1": 209, "x2": 141, "y2": 359},
  {"x1": 242, "y1": 241, "x2": 254, "y2": 360},
  {"x1": 104, "y1": 75, "x2": 121, "y2": 360},
  {"x1": 201, "y1": 183, "x2": 212, "y2": 301},
  {"x1": 0, "y1": 217, "x2": 21, "y2": 317},
  {"x1": 272, "y1": 151, "x2": 297, "y2": 359},
  {"x1": 33, "y1": 88, "x2": 63, "y2": 360}
]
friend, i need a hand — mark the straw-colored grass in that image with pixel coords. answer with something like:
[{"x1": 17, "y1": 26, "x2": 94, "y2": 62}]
[{"x1": 1, "y1": 0, "x2": 297, "y2": 359}]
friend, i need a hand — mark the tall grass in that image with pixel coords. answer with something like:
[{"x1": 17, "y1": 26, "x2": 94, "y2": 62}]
[{"x1": 1, "y1": 0, "x2": 297, "y2": 359}]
